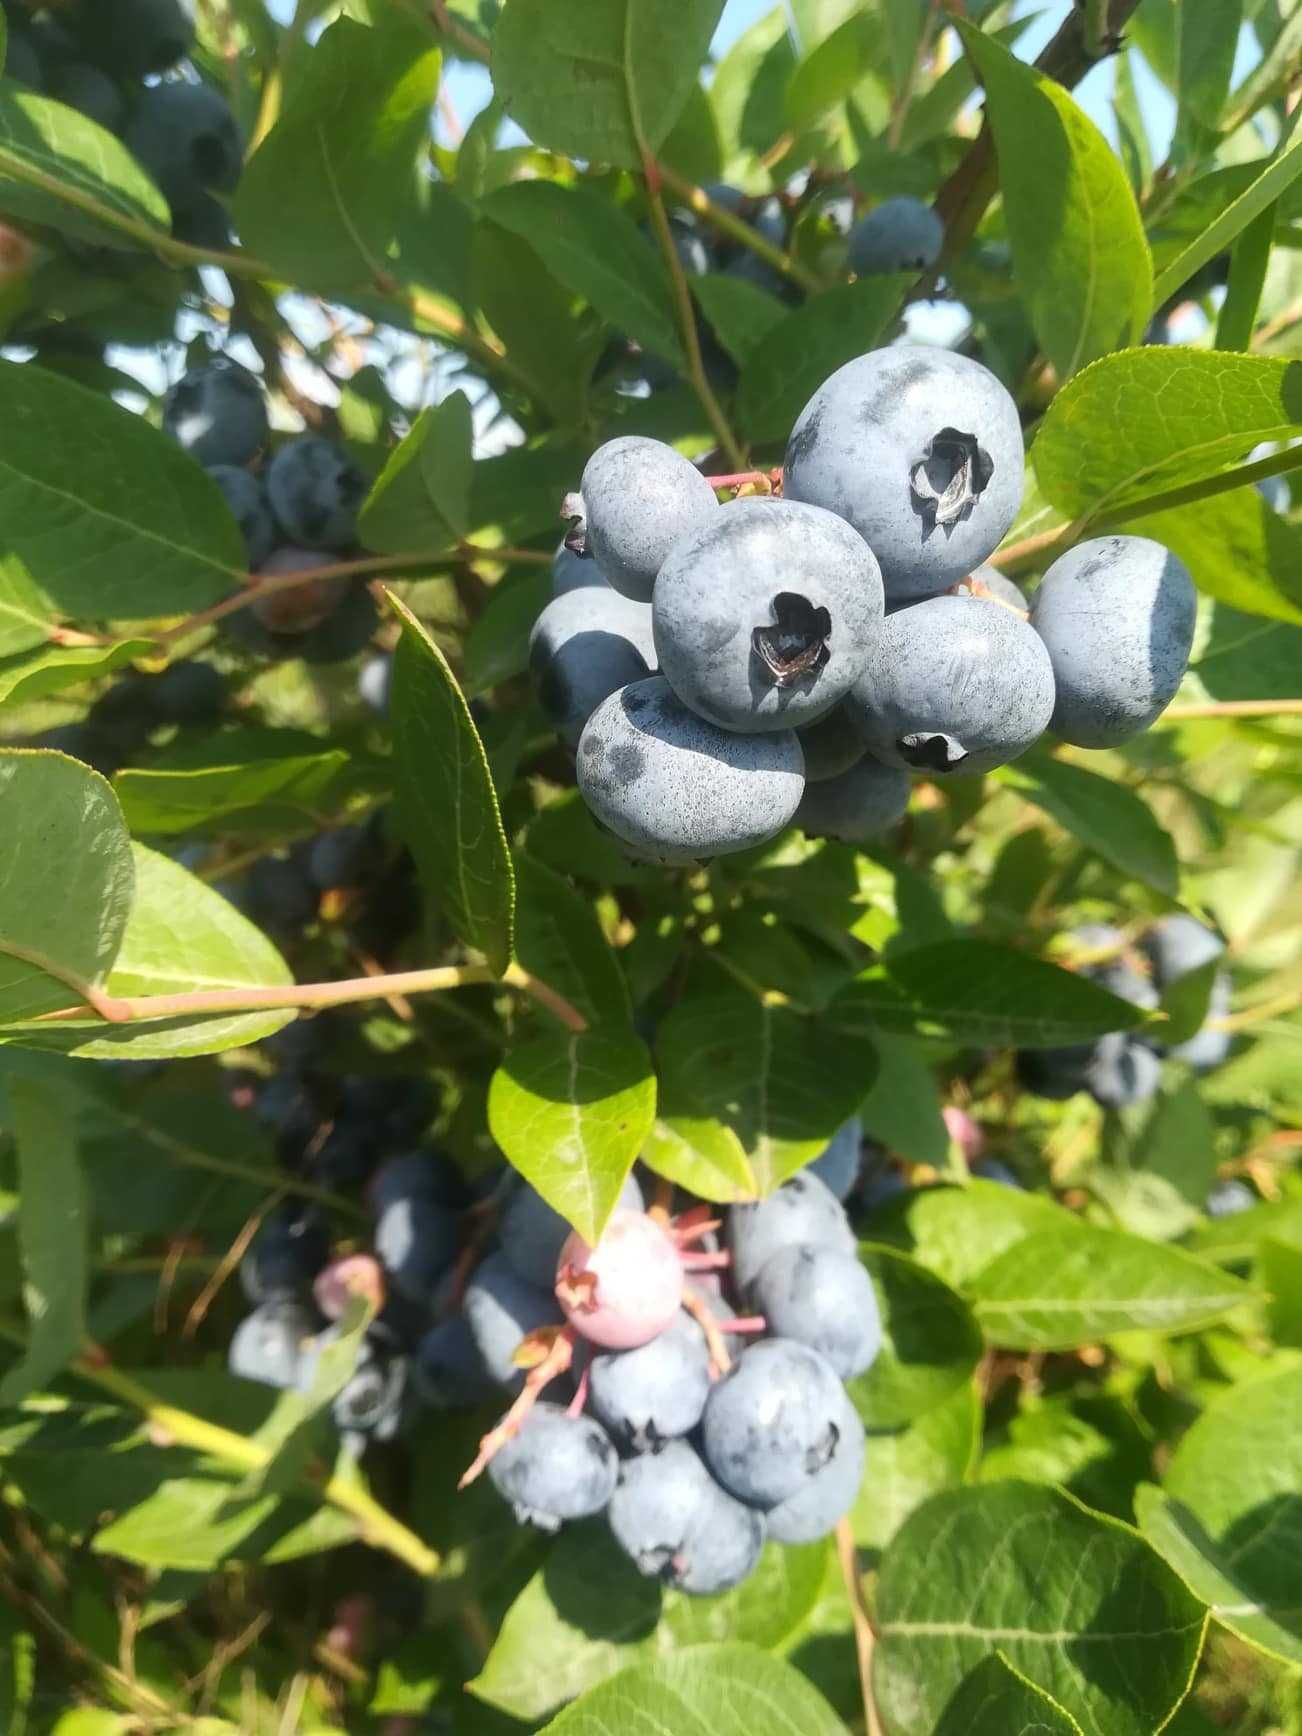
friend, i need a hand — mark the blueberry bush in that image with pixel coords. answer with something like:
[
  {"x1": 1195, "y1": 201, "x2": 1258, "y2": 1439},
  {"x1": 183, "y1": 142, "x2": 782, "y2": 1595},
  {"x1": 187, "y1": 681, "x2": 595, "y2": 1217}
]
[{"x1": 0, "y1": 0, "x2": 1301, "y2": 1731}]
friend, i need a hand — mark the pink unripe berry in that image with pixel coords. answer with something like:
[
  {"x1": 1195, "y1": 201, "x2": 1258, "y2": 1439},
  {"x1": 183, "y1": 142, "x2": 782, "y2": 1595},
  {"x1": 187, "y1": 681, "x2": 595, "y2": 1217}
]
[
  {"x1": 313, "y1": 1253, "x2": 385, "y2": 1320},
  {"x1": 943, "y1": 1105, "x2": 985, "y2": 1162},
  {"x1": 556, "y1": 1209, "x2": 684, "y2": 1350}
]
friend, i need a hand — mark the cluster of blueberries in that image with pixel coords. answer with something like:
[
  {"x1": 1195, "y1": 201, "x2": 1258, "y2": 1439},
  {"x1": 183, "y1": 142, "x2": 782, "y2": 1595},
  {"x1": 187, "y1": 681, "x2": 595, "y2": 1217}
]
[
  {"x1": 229, "y1": 1108, "x2": 880, "y2": 1596},
  {"x1": 531, "y1": 344, "x2": 1196, "y2": 864},
  {"x1": 162, "y1": 355, "x2": 377, "y2": 660},
  {"x1": 1019, "y1": 913, "x2": 1233, "y2": 1110},
  {"x1": 3, "y1": 0, "x2": 243, "y2": 248}
]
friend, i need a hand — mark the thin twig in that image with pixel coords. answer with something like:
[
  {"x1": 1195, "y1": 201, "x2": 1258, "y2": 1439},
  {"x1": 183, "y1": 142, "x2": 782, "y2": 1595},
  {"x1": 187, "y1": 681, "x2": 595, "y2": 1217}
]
[
  {"x1": 655, "y1": 165, "x2": 821, "y2": 296},
  {"x1": 835, "y1": 1517, "x2": 884, "y2": 1736},
  {"x1": 1156, "y1": 699, "x2": 1302, "y2": 723},
  {"x1": 431, "y1": 0, "x2": 491, "y2": 62},
  {"x1": 887, "y1": 0, "x2": 945, "y2": 152}
]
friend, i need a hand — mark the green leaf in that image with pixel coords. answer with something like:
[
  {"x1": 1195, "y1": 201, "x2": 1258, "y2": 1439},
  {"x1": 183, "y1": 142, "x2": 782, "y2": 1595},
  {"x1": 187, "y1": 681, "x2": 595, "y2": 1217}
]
[
  {"x1": 852, "y1": 1380, "x2": 981, "y2": 1557},
  {"x1": 419, "y1": 391, "x2": 475, "y2": 538},
  {"x1": 472, "y1": 219, "x2": 593, "y2": 426},
  {"x1": 653, "y1": 984, "x2": 878, "y2": 1196},
  {"x1": 856, "y1": 1034, "x2": 948, "y2": 1165},
  {"x1": 358, "y1": 410, "x2": 456, "y2": 553},
  {"x1": 710, "y1": 8, "x2": 796, "y2": 178},
  {"x1": 934, "y1": 1655, "x2": 1083, "y2": 1736},
  {"x1": 968, "y1": 1224, "x2": 1252, "y2": 1349},
  {"x1": 689, "y1": 272, "x2": 788, "y2": 370},
  {"x1": 1031, "y1": 349, "x2": 1302, "y2": 522},
  {"x1": 849, "y1": 1247, "x2": 982, "y2": 1429},
  {"x1": 235, "y1": 14, "x2": 440, "y2": 299},
  {"x1": 0, "y1": 749, "x2": 134, "y2": 1022},
  {"x1": 0, "y1": 561, "x2": 54, "y2": 657},
  {"x1": 6, "y1": 843, "x2": 293, "y2": 1060},
  {"x1": 829, "y1": 940, "x2": 1150, "y2": 1050},
  {"x1": 387, "y1": 591, "x2": 515, "y2": 975},
  {"x1": 1176, "y1": 0, "x2": 1241, "y2": 134},
  {"x1": 874, "y1": 1483, "x2": 1206, "y2": 1736},
  {"x1": 0, "y1": 637, "x2": 153, "y2": 711},
  {"x1": 513, "y1": 853, "x2": 633, "y2": 1032},
  {"x1": 1151, "y1": 113, "x2": 1302, "y2": 309},
  {"x1": 1130, "y1": 1077, "x2": 1219, "y2": 1203},
  {"x1": 737, "y1": 278, "x2": 907, "y2": 442},
  {"x1": 1215, "y1": 200, "x2": 1276, "y2": 353},
  {"x1": 536, "y1": 1642, "x2": 843, "y2": 1736},
  {"x1": 488, "y1": 1027, "x2": 655, "y2": 1244},
  {"x1": 641, "y1": 1114, "x2": 756, "y2": 1205},
  {"x1": 492, "y1": 0, "x2": 726, "y2": 171},
  {"x1": 114, "y1": 728, "x2": 350, "y2": 837},
  {"x1": 0, "y1": 1055, "x2": 87, "y2": 1403},
  {"x1": 867, "y1": 1179, "x2": 1087, "y2": 1292},
  {"x1": 1199, "y1": 605, "x2": 1302, "y2": 701},
  {"x1": 1260, "y1": 1236, "x2": 1302, "y2": 1348},
  {"x1": 0, "y1": 86, "x2": 170, "y2": 248},
  {"x1": 784, "y1": 12, "x2": 876, "y2": 132},
  {"x1": 473, "y1": 1525, "x2": 829, "y2": 1723},
  {"x1": 463, "y1": 569, "x2": 551, "y2": 696},
  {"x1": 998, "y1": 756, "x2": 1178, "y2": 898},
  {"x1": 1137, "y1": 1362, "x2": 1302, "y2": 1662},
  {"x1": 1156, "y1": 958, "x2": 1220, "y2": 1048},
  {"x1": 0, "y1": 360, "x2": 244, "y2": 622},
  {"x1": 482, "y1": 180, "x2": 684, "y2": 368},
  {"x1": 958, "y1": 20, "x2": 1152, "y2": 376}
]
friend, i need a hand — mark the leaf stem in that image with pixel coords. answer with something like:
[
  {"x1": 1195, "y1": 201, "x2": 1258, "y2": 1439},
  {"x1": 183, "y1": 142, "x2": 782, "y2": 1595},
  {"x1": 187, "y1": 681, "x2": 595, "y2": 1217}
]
[
  {"x1": 654, "y1": 164, "x2": 822, "y2": 296},
  {"x1": 640, "y1": 152, "x2": 748, "y2": 471},
  {"x1": 430, "y1": 0, "x2": 492, "y2": 62},
  {"x1": 30, "y1": 962, "x2": 588, "y2": 1034},
  {"x1": 835, "y1": 1517, "x2": 884, "y2": 1736},
  {"x1": 1156, "y1": 699, "x2": 1302, "y2": 723}
]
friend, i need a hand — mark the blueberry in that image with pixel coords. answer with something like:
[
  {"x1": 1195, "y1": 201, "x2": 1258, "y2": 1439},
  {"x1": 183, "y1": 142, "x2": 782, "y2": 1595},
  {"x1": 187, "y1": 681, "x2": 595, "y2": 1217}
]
[
  {"x1": 225, "y1": 569, "x2": 378, "y2": 664},
  {"x1": 173, "y1": 193, "x2": 233, "y2": 251},
  {"x1": 797, "y1": 702, "x2": 867, "y2": 784},
  {"x1": 1206, "y1": 1179, "x2": 1255, "y2": 1219},
  {"x1": 727, "y1": 1170, "x2": 856, "y2": 1295},
  {"x1": 607, "y1": 1440, "x2": 766, "y2": 1594},
  {"x1": 529, "y1": 587, "x2": 658, "y2": 749},
  {"x1": 463, "y1": 1252, "x2": 564, "y2": 1393},
  {"x1": 357, "y1": 654, "x2": 392, "y2": 715},
  {"x1": 794, "y1": 754, "x2": 911, "y2": 842},
  {"x1": 244, "y1": 852, "x2": 318, "y2": 932},
  {"x1": 206, "y1": 464, "x2": 277, "y2": 568},
  {"x1": 1073, "y1": 923, "x2": 1158, "y2": 1012},
  {"x1": 163, "y1": 358, "x2": 267, "y2": 468},
  {"x1": 149, "y1": 659, "x2": 225, "y2": 724},
  {"x1": 312, "y1": 1120, "x2": 377, "y2": 1192},
  {"x1": 5, "y1": 31, "x2": 43, "y2": 88},
  {"x1": 847, "y1": 197, "x2": 944, "y2": 275},
  {"x1": 971, "y1": 1158, "x2": 1023, "y2": 1189},
  {"x1": 49, "y1": 63, "x2": 125, "y2": 132},
  {"x1": 765, "y1": 1388, "x2": 864, "y2": 1544},
  {"x1": 412, "y1": 1314, "x2": 497, "y2": 1408},
  {"x1": 1169, "y1": 1022, "x2": 1231, "y2": 1072},
  {"x1": 1030, "y1": 536, "x2": 1196, "y2": 747},
  {"x1": 487, "y1": 1401, "x2": 618, "y2": 1531},
  {"x1": 266, "y1": 437, "x2": 367, "y2": 551},
  {"x1": 368, "y1": 1150, "x2": 467, "y2": 1215},
  {"x1": 784, "y1": 346, "x2": 1025, "y2": 602},
  {"x1": 1015, "y1": 1045, "x2": 1096, "y2": 1101},
  {"x1": 651, "y1": 499, "x2": 884, "y2": 734},
  {"x1": 750, "y1": 1244, "x2": 881, "y2": 1380},
  {"x1": 966, "y1": 562, "x2": 1026, "y2": 611},
  {"x1": 848, "y1": 594, "x2": 1055, "y2": 776},
  {"x1": 587, "y1": 1310, "x2": 712, "y2": 1452},
  {"x1": 1086, "y1": 1033, "x2": 1161, "y2": 1110},
  {"x1": 552, "y1": 540, "x2": 609, "y2": 597},
  {"x1": 1141, "y1": 914, "x2": 1225, "y2": 985},
  {"x1": 807, "y1": 1118, "x2": 863, "y2": 1201},
  {"x1": 127, "y1": 82, "x2": 243, "y2": 216},
  {"x1": 374, "y1": 1193, "x2": 460, "y2": 1307},
  {"x1": 577, "y1": 675, "x2": 805, "y2": 865},
  {"x1": 239, "y1": 1205, "x2": 330, "y2": 1303},
  {"x1": 307, "y1": 824, "x2": 381, "y2": 892},
  {"x1": 666, "y1": 216, "x2": 711, "y2": 276},
  {"x1": 71, "y1": 0, "x2": 194, "y2": 78},
  {"x1": 701, "y1": 1338, "x2": 848, "y2": 1509},
  {"x1": 249, "y1": 547, "x2": 347, "y2": 634},
  {"x1": 500, "y1": 1174, "x2": 643, "y2": 1291},
  {"x1": 564, "y1": 437, "x2": 718, "y2": 603},
  {"x1": 229, "y1": 1299, "x2": 316, "y2": 1389}
]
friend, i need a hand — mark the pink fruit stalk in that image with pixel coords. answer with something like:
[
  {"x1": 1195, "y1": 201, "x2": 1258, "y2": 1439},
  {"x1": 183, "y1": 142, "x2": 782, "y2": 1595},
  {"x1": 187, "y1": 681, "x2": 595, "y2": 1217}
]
[{"x1": 556, "y1": 1209, "x2": 684, "y2": 1349}]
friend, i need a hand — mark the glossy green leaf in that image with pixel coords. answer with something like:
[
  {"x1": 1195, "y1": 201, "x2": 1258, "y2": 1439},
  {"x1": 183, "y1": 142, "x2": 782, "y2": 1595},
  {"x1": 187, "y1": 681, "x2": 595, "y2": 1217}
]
[
  {"x1": 473, "y1": 220, "x2": 593, "y2": 426},
  {"x1": 236, "y1": 14, "x2": 440, "y2": 299},
  {"x1": 7, "y1": 843, "x2": 293, "y2": 1060},
  {"x1": 463, "y1": 569, "x2": 551, "y2": 695},
  {"x1": 419, "y1": 391, "x2": 475, "y2": 538},
  {"x1": 0, "y1": 1054, "x2": 87, "y2": 1403},
  {"x1": 784, "y1": 12, "x2": 876, "y2": 132},
  {"x1": 641, "y1": 1114, "x2": 756, "y2": 1204},
  {"x1": 1215, "y1": 200, "x2": 1276, "y2": 353},
  {"x1": 867, "y1": 1180, "x2": 1087, "y2": 1292},
  {"x1": 958, "y1": 21, "x2": 1152, "y2": 376},
  {"x1": 0, "y1": 85, "x2": 170, "y2": 248},
  {"x1": 492, "y1": 0, "x2": 726, "y2": 171},
  {"x1": 1032, "y1": 349, "x2": 1302, "y2": 522},
  {"x1": 473, "y1": 1523, "x2": 828, "y2": 1722},
  {"x1": 848, "y1": 1246, "x2": 982, "y2": 1429},
  {"x1": 533, "y1": 1641, "x2": 844, "y2": 1736},
  {"x1": 358, "y1": 410, "x2": 457, "y2": 553},
  {"x1": 114, "y1": 728, "x2": 350, "y2": 837},
  {"x1": 710, "y1": 7, "x2": 795, "y2": 177},
  {"x1": 856, "y1": 1033, "x2": 948, "y2": 1165},
  {"x1": 488, "y1": 1027, "x2": 655, "y2": 1244},
  {"x1": 1176, "y1": 0, "x2": 1241, "y2": 133},
  {"x1": 829, "y1": 939, "x2": 1150, "y2": 1050},
  {"x1": 1198, "y1": 604, "x2": 1302, "y2": 700},
  {"x1": 387, "y1": 592, "x2": 514, "y2": 975},
  {"x1": 935, "y1": 1656, "x2": 1083, "y2": 1736},
  {"x1": 852, "y1": 1380, "x2": 981, "y2": 1557},
  {"x1": 968, "y1": 1224, "x2": 1252, "y2": 1349},
  {"x1": 653, "y1": 984, "x2": 878, "y2": 1196},
  {"x1": 0, "y1": 361, "x2": 244, "y2": 621},
  {"x1": 513, "y1": 853, "x2": 632, "y2": 1032},
  {"x1": 874, "y1": 1483, "x2": 1206, "y2": 1736},
  {"x1": 690, "y1": 272, "x2": 787, "y2": 370},
  {"x1": 0, "y1": 638, "x2": 153, "y2": 711},
  {"x1": 0, "y1": 562, "x2": 53, "y2": 657},
  {"x1": 483, "y1": 180, "x2": 684, "y2": 367},
  {"x1": 999, "y1": 756, "x2": 1178, "y2": 898},
  {"x1": 0, "y1": 749, "x2": 134, "y2": 1023},
  {"x1": 737, "y1": 277, "x2": 907, "y2": 441}
]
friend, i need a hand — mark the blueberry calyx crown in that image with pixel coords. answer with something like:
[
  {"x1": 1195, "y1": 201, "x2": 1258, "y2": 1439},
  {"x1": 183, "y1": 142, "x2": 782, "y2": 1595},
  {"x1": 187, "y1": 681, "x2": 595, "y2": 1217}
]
[
  {"x1": 751, "y1": 591, "x2": 832, "y2": 687},
  {"x1": 560, "y1": 490, "x2": 589, "y2": 556},
  {"x1": 909, "y1": 427, "x2": 994, "y2": 536},
  {"x1": 897, "y1": 731, "x2": 967, "y2": 771}
]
